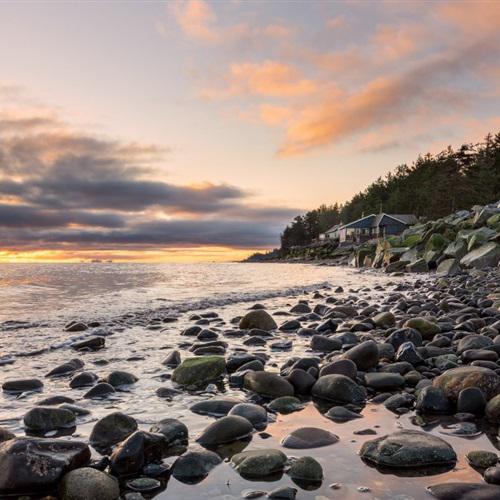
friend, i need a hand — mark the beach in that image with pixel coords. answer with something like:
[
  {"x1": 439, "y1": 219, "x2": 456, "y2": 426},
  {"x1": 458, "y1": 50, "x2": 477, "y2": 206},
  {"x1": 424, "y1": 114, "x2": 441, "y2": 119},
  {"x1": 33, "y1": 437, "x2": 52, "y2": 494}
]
[{"x1": 0, "y1": 262, "x2": 499, "y2": 498}]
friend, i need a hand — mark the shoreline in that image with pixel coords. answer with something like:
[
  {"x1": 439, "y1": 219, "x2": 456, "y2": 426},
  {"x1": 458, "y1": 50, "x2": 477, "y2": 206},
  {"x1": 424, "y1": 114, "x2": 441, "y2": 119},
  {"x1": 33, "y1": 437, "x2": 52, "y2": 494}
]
[{"x1": 0, "y1": 265, "x2": 499, "y2": 499}]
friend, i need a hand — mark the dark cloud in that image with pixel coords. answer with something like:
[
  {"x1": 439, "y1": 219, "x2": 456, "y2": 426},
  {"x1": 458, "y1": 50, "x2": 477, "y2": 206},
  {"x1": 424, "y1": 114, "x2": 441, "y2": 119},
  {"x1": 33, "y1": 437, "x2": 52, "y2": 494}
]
[{"x1": 0, "y1": 106, "x2": 298, "y2": 251}]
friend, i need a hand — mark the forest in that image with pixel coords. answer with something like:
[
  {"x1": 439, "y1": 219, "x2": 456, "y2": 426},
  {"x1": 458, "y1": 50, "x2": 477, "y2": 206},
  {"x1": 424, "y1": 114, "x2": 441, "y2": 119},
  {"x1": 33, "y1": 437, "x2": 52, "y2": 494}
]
[{"x1": 278, "y1": 133, "x2": 500, "y2": 252}]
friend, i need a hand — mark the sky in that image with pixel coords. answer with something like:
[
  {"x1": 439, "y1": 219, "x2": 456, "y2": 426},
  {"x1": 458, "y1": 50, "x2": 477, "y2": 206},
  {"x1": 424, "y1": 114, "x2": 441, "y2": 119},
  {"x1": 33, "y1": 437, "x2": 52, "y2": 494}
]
[{"x1": 0, "y1": 0, "x2": 499, "y2": 262}]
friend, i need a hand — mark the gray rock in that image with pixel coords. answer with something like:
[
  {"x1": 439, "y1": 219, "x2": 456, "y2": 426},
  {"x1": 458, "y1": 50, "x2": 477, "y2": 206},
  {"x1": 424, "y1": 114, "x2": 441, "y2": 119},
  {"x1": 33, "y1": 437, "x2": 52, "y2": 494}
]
[
  {"x1": 172, "y1": 449, "x2": 222, "y2": 480},
  {"x1": 149, "y1": 418, "x2": 188, "y2": 447},
  {"x1": 60, "y1": 467, "x2": 119, "y2": 500},
  {"x1": 162, "y1": 350, "x2": 181, "y2": 367},
  {"x1": 231, "y1": 448, "x2": 287, "y2": 478},
  {"x1": 426, "y1": 482, "x2": 500, "y2": 500},
  {"x1": 196, "y1": 415, "x2": 253, "y2": 446},
  {"x1": 319, "y1": 359, "x2": 357, "y2": 379},
  {"x1": 2, "y1": 378, "x2": 43, "y2": 393},
  {"x1": 416, "y1": 386, "x2": 452, "y2": 414},
  {"x1": 312, "y1": 374, "x2": 366, "y2": 404},
  {"x1": 288, "y1": 456, "x2": 323, "y2": 481},
  {"x1": 172, "y1": 356, "x2": 226, "y2": 386},
  {"x1": 364, "y1": 372, "x2": 405, "y2": 390},
  {"x1": 360, "y1": 429, "x2": 456, "y2": 468},
  {"x1": 267, "y1": 396, "x2": 303, "y2": 414},
  {"x1": 433, "y1": 366, "x2": 500, "y2": 401},
  {"x1": 244, "y1": 371, "x2": 294, "y2": 398},
  {"x1": 23, "y1": 407, "x2": 76, "y2": 432},
  {"x1": 325, "y1": 406, "x2": 362, "y2": 422},
  {"x1": 239, "y1": 310, "x2": 277, "y2": 331},
  {"x1": 0, "y1": 437, "x2": 90, "y2": 494},
  {"x1": 105, "y1": 371, "x2": 138, "y2": 387},
  {"x1": 281, "y1": 427, "x2": 339, "y2": 449},
  {"x1": 310, "y1": 335, "x2": 341, "y2": 352},
  {"x1": 89, "y1": 412, "x2": 138, "y2": 452},
  {"x1": 190, "y1": 398, "x2": 240, "y2": 417},
  {"x1": 69, "y1": 372, "x2": 98, "y2": 389},
  {"x1": 342, "y1": 340, "x2": 379, "y2": 371},
  {"x1": 461, "y1": 242, "x2": 500, "y2": 269},
  {"x1": 228, "y1": 403, "x2": 267, "y2": 427},
  {"x1": 84, "y1": 383, "x2": 115, "y2": 399}
]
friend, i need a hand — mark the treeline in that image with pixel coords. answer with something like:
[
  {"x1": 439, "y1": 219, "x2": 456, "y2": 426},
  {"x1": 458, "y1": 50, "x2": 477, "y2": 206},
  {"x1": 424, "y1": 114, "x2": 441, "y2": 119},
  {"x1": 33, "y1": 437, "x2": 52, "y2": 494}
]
[{"x1": 280, "y1": 133, "x2": 500, "y2": 251}]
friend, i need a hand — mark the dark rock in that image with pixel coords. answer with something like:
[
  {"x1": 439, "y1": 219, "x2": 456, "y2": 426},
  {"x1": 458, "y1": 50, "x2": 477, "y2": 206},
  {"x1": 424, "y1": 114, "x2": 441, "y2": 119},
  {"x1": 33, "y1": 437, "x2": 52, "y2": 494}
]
[
  {"x1": 2, "y1": 378, "x2": 43, "y2": 393},
  {"x1": 197, "y1": 415, "x2": 253, "y2": 446},
  {"x1": 162, "y1": 350, "x2": 181, "y2": 367},
  {"x1": 286, "y1": 369, "x2": 315, "y2": 394},
  {"x1": 46, "y1": 359, "x2": 84, "y2": 378},
  {"x1": 433, "y1": 366, "x2": 500, "y2": 401},
  {"x1": 71, "y1": 336, "x2": 105, "y2": 351},
  {"x1": 342, "y1": 340, "x2": 379, "y2": 371},
  {"x1": 426, "y1": 482, "x2": 500, "y2": 500},
  {"x1": 239, "y1": 310, "x2": 277, "y2": 331},
  {"x1": 149, "y1": 418, "x2": 188, "y2": 447},
  {"x1": 288, "y1": 456, "x2": 323, "y2": 481},
  {"x1": 0, "y1": 437, "x2": 90, "y2": 494},
  {"x1": 457, "y1": 387, "x2": 486, "y2": 415},
  {"x1": 319, "y1": 359, "x2": 357, "y2": 379},
  {"x1": 70, "y1": 371, "x2": 98, "y2": 388},
  {"x1": 172, "y1": 450, "x2": 222, "y2": 481},
  {"x1": 231, "y1": 449, "x2": 287, "y2": 478},
  {"x1": 59, "y1": 467, "x2": 119, "y2": 500},
  {"x1": 310, "y1": 335, "x2": 341, "y2": 353},
  {"x1": 105, "y1": 371, "x2": 138, "y2": 388},
  {"x1": 281, "y1": 427, "x2": 339, "y2": 449},
  {"x1": 244, "y1": 371, "x2": 294, "y2": 398},
  {"x1": 190, "y1": 398, "x2": 240, "y2": 417},
  {"x1": 416, "y1": 386, "x2": 452, "y2": 414},
  {"x1": 89, "y1": 412, "x2": 138, "y2": 452},
  {"x1": 84, "y1": 382, "x2": 115, "y2": 399},
  {"x1": 360, "y1": 430, "x2": 456, "y2": 468},
  {"x1": 172, "y1": 356, "x2": 226, "y2": 386},
  {"x1": 312, "y1": 374, "x2": 366, "y2": 404},
  {"x1": 23, "y1": 407, "x2": 75, "y2": 432},
  {"x1": 228, "y1": 403, "x2": 267, "y2": 427},
  {"x1": 364, "y1": 372, "x2": 405, "y2": 390}
]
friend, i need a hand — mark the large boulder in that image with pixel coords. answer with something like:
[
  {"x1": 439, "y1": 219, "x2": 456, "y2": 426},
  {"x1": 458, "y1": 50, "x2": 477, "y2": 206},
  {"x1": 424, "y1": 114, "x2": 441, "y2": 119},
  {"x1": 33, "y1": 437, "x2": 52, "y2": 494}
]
[
  {"x1": 0, "y1": 438, "x2": 90, "y2": 494},
  {"x1": 360, "y1": 430, "x2": 456, "y2": 468},
  {"x1": 342, "y1": 340, "x2": 379, "y2": 371},
  {"x1": 436, "y1": 258, "x2": 461, "y2": 276},
  {"x1": 172, "y1": 356, "x2": 226, "y2": 386},
  {"x1": 373, "y1": 312, "x2": 395, "y2": 328},
  {"x1": 59, "y1": 467, "x2": 119, "y2": 500},
  {"x1": 239, "y1": 310, "x2": 277, "y2": 331},
  {"x1": 433, "y1": 366, "x2": 500, "y2": 401},
  {"x1": 312, "y1": 374, "x2": 366, "y2": 404},
  {"x1": 460, "y1": 242, "x2": 500, "y2": 269},
  {"x1": 244, "y1": 371, "x2": 294, "y2": 398}
]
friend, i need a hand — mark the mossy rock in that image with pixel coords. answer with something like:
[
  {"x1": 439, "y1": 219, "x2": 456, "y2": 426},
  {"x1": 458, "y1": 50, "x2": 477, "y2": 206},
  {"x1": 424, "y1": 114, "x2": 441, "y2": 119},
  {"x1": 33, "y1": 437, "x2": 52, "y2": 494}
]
[
  {"x1": 172, "y1": 356, "x2": 226, "y2": 386},
  {"x1": 425, "y1": 233, "x2": 449, "y2": 252}
]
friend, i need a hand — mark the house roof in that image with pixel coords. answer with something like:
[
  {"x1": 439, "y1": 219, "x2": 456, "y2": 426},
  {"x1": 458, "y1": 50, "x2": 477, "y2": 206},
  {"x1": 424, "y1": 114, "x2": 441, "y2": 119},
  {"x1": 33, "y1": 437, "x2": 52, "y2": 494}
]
[
  {"x1": 341, "y1": 213, "x2": 417, "y2": 229},
  {"x1": 325, "y1": 223, "x2": 342, "y2": 234}
]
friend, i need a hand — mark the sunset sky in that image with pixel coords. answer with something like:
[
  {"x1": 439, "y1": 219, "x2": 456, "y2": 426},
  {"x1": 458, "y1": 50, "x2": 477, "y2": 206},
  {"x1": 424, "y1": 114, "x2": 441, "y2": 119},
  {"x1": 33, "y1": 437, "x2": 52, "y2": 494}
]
[{"x1": 0, "y1": 0, "x2": 499, "y2": 261}]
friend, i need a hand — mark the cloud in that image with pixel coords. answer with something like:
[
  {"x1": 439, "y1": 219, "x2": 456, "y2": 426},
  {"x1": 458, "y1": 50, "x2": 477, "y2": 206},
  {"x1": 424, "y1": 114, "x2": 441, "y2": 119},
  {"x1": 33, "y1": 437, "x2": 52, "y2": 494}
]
[
  {"x1": 205, "y1": 60, "x2": 317, "y2": 98},
  {"x1": 0, "y1": 98, "x2": 298, "y2": 253},
  {"x1": 170, "y1": 1, "x2": 500, "y2": 157},
  {"x1": 278, "y1": 41, "x2": 497, "y2": 156},
  {"x1": 169, "y1": 0, "x2": 219, "y2": 41}
]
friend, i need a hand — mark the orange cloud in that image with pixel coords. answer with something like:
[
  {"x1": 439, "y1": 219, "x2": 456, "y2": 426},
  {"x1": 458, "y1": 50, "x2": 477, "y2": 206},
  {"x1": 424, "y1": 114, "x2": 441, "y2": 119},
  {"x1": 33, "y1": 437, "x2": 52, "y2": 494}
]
[
  {"x1": 170, "y1": 0, "x2": 218, "y2": 41},
  {"x1": 223, "y1": 60, "x2": 317, "y2": 97}
]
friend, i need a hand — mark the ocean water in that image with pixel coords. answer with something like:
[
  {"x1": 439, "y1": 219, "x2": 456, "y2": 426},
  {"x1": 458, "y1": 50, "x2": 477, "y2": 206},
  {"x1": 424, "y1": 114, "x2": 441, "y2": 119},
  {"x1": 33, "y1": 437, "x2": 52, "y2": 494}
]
[{"x1": 0, "y1": 263, "x2": 494, "y2": 499}]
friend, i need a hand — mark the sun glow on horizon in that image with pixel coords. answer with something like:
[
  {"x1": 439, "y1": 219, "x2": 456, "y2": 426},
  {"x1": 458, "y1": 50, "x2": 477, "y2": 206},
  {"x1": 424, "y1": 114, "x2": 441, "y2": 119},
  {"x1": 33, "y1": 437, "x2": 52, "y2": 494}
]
[{"x1": 0, "y1": 246, "x2": 267, "y2": 263}]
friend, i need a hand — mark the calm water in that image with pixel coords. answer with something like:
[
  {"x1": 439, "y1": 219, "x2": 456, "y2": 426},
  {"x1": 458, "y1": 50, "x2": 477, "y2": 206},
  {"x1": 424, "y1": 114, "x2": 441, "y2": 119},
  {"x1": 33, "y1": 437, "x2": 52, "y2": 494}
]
[{"x1": 0, "y1": 263, "x2": 496, "y2": 499}]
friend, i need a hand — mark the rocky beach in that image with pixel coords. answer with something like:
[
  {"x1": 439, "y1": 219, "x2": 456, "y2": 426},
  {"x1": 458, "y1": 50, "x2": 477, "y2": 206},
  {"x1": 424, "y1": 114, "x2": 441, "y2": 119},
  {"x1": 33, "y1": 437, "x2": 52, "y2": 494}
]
[{"x1": 0, "y1": 254, "x2": 499, "y2": 499}]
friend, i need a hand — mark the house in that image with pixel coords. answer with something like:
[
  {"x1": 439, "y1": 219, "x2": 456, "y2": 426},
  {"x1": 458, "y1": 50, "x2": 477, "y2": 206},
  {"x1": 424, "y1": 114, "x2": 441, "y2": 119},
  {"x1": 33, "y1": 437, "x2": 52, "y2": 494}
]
[
  {"x1": 319, "y1": 223, "x2": 343, "y2": 241},
  {"x1": 337, "y1": 213, "x2": 417, "y2": 244}
]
